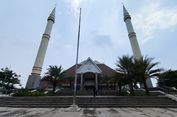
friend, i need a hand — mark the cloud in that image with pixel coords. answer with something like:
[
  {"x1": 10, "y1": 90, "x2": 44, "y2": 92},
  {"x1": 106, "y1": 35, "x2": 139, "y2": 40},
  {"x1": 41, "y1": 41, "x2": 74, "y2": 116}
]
[
  {"x1": 133, "y1": 2, "x2": 177, "y2": 44},
  {"x1": 65, "y1": 0, "x2": 83, "y2": 15},
  {"x1": 93, "y1": 34, "x2": 112, "y2": 47}
]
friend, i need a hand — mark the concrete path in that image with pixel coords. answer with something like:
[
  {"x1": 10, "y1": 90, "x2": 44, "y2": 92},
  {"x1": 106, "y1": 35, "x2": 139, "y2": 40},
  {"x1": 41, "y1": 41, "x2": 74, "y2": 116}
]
[{"x1": 0, "y1": 107, "x2": 177, "y2": 117}]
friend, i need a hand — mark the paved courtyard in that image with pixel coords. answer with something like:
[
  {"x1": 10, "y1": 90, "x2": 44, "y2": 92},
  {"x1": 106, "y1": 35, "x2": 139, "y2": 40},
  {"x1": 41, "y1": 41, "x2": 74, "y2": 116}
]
[{"x1": 0, "y1": 107, "x2": 177, "y2": 117}]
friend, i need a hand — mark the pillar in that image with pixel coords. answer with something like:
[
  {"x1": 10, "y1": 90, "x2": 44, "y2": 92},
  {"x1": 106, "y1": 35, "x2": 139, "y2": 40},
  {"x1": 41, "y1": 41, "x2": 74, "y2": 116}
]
[
  {"x1": 80, "y1": 73, "x2": 83, "y2": 90},
  {"x1": 95, "y1": 73, "x2": 98, "y2": 91}
]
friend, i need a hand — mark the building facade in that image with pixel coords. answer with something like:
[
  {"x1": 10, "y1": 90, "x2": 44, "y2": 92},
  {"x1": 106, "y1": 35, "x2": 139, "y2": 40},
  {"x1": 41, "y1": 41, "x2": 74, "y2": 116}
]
[{"x1": 40, "y1": 57, "x2": 116, "y2": 91}]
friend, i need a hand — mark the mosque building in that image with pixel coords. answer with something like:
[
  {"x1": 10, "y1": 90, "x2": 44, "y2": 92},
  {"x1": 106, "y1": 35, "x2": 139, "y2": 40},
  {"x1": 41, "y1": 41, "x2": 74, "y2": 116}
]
[{"x1": 26, "y1": 5, "x2": 153, "y2": 90}]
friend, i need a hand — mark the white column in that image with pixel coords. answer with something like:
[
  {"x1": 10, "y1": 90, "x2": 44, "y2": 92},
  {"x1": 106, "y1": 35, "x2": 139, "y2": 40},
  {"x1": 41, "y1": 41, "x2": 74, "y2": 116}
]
[
  {"x1": 95, "y1": 73, "x2": 98, "y2": 91},
  {"x1": 32, "y1": 8, "x2": 55, "y2": 75},
  {"x1": 80, "y1": 73, "x2": 83, "y2": 90},
  {"x1": 123, "y1": 7, "x2": 142, "y2": 60}
]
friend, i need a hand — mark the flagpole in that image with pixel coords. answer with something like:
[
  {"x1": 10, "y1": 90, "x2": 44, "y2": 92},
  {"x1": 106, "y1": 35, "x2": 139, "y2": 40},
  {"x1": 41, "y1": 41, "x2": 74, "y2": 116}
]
[{"x1": 73, "y1": 8, "x2": 82, "y2": 106}]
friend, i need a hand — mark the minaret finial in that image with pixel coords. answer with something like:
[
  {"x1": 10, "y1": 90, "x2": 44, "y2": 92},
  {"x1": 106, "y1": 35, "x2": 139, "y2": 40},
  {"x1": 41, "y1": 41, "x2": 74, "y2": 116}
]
[
  {"x1": 123, "y1": 4, "x2": 131, "y2": 21},
  {"x1": 121, "y1": 1, "x2": 124, "y2": 5},
  {"x1": 119, "y1": 0, "x2": 124, "y2": 5},
  {"x1": 52, "y1": 6, "x2": 56, "y2": 15},
  {"x1": 47, "y1": 7, "x2": 56, "y2": 23},
  {"x1": 54, "y1": 3, "x2": 57, "y2": 9}
]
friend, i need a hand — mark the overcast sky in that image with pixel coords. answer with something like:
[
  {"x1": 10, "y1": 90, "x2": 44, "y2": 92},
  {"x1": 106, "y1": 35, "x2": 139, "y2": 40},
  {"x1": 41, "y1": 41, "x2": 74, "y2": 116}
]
[{"x1": 0, "y1": 0, "x2": 177, "y2": 87}]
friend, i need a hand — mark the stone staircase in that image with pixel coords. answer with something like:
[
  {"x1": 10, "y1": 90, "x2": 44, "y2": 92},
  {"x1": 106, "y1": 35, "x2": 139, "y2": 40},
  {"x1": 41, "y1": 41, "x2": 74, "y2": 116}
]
[{"x1": 0, "y1": 96, "x2": 177, "y2": 108}]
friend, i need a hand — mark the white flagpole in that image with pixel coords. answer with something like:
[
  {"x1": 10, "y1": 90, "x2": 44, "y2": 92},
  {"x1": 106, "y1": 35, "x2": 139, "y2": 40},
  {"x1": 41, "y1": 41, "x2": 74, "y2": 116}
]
[{"x1": 73, "y1": 8, "x2": 82, "y2": 105}]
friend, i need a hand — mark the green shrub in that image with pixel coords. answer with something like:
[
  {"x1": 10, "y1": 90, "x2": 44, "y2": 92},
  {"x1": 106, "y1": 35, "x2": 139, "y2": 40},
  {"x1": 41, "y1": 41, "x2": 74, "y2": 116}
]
[{"x1": 13, "y1": 89, "x2": 46, "y2": 96}]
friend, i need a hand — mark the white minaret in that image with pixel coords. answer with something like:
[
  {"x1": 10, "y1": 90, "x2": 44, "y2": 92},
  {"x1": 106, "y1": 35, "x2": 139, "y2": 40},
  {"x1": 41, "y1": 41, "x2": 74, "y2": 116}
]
[
  {"x1": 123, "y1": 5, "x2": 142, "y2": 60},
  {"x1": 26, "y1": 7, "x2": 56, "y2": 89},
  {"x1": 123, "y1": 5, "x2": 153, "y2": 88}
]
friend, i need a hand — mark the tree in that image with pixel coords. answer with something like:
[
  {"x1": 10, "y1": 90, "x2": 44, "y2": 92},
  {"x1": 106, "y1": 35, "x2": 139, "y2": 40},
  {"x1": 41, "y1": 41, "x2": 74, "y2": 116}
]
[
  {"x1": 43, "y1": 65, "x2": 65, "y2": 92},
  {"x1": 134, "y1": 56, "x2": 162, "y2": 94},
  {"x1": 115, "y1": 55, "x2": 162, "y2": 95},
  {"x1": 114, "y1": 72, "x2": 127, "y2": 94},
  {"x1": 116, "y1": 55, "x2": 135, "y2": 95},
  {"x1": 0, "y1": 67, "x2": 21, "y2": 93},
  {"x1": 158, "y1": 70, "x2": 177, "y2": 88}
]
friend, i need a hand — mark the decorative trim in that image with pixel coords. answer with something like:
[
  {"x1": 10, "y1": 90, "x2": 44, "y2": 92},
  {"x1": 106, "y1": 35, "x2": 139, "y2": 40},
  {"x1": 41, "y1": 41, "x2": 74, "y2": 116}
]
[
  {"x1": 124, "y1": 15, "x2": 131, "y2": 21},
  {"x1": 42, "y1": 34, "x2": 50, "y2": 40},
  {"x1": 128, "y1": 32, "x2": 136, "y2": 38},
  {"x1": 32, "y1": 66, "x2": 42, "y2": 75},
  {"x1": 48, "y1": 15, "x2": 55, "y2": 23},
  {"x1": 32, "y1": 66, "x2": 42, "y2": 69},
  {"x1": 31, "y1": 73, "x2": 40, "y2": 75}
]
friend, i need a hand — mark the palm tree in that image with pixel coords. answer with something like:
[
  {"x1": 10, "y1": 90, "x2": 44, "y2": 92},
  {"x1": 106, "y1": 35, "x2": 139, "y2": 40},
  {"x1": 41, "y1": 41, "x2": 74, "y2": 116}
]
[
  {"x1": 114, "y1": 72, "x2": 126, "y2": 94},
  {"x1": 134, "y1": 56, "x2": 162, "y2": 94},
  {"x1": 43, "y1": 65, "x2": 65, "y2": 92},
  {"x1": 116, "y1": 55, "x2": 135, "y2": 95},
  {"x1": 116, "y1": 55, "x2": 162, "y2": 95}
]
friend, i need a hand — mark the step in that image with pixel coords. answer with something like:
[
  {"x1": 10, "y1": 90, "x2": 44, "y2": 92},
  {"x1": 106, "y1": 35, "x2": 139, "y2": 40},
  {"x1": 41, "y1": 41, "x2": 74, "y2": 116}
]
[{"x1": 1, "y1": 96, "x2": 177, "y2": 108}]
